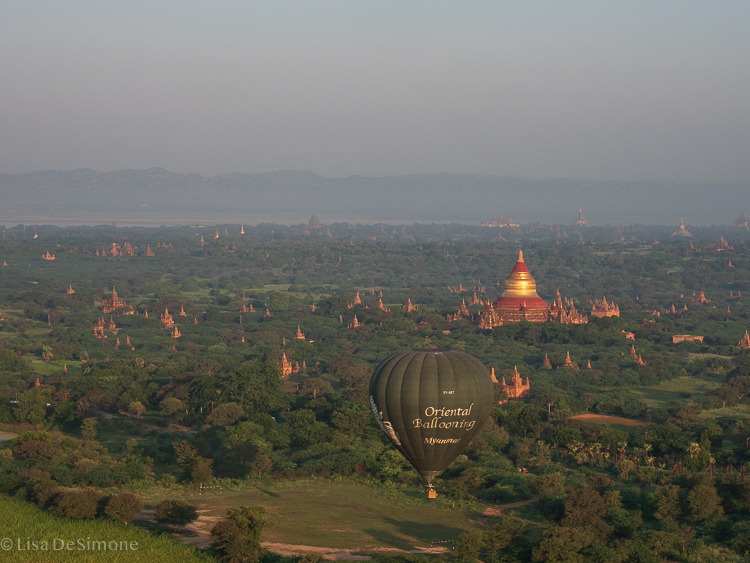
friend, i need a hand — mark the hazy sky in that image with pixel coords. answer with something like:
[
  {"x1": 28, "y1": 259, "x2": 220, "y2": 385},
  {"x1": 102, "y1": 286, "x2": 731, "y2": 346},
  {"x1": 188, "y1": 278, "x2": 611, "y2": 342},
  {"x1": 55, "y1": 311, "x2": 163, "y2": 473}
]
[{"x1": 1, "y1": 1, "x2": 749, "y2": 184}]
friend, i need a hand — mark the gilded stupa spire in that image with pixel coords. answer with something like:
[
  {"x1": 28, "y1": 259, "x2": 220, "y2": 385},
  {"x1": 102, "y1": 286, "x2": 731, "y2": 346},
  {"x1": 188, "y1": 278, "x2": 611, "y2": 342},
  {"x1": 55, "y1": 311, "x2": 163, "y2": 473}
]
[{"x1": 500, "y1": 250, "x2": 541, "y2": 300}]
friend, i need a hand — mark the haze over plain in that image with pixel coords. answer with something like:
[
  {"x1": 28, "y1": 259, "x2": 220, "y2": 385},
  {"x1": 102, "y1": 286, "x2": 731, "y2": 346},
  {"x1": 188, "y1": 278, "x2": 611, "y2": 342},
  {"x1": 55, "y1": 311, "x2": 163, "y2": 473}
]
[{"x1": 1, "y1": 1, "x2": 749, "y2": 224}]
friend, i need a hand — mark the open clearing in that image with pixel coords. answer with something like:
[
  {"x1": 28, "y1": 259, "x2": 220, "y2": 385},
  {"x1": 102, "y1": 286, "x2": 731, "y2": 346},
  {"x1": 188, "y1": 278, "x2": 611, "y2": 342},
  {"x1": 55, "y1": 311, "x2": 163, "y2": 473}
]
[
  {"x1": 569, "y1": 414, "x2": 646, "y2": 427},
  {"x1": 142, "y1": 480, "x2": 485, "y2": 552},
  {"x1": 632, "y1": 376, "x2": 722, "y2": 407}
]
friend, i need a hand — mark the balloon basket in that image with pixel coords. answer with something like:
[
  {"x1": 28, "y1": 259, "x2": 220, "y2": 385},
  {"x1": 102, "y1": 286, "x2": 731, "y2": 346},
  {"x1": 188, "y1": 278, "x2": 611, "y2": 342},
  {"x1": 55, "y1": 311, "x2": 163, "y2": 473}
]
[{"x1": 424, "y1": 487, "x2": 437, "y2": 499}]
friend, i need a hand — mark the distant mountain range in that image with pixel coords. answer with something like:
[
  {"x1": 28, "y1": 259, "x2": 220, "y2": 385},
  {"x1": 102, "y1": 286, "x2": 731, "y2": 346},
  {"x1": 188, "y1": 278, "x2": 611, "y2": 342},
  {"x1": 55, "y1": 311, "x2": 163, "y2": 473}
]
[{"x1": 0, "y1": 168, "x2": 747, "y2": 226}]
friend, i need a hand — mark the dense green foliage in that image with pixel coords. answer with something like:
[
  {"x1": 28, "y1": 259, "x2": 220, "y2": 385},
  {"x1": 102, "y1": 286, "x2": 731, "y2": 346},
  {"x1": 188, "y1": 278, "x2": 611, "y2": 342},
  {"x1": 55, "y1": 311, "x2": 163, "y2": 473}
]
[{"x1": 2, "y1": 220, "x2": 750, "y2": 560}]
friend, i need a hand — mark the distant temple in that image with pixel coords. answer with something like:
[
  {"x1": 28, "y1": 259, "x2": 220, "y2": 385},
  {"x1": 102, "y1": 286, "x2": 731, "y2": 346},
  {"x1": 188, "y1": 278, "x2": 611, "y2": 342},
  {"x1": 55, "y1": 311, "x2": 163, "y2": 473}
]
[
  {"x1": 574, "y1": 209, "x2": 587, "y2": 227},
  {"x1": 447, "y1": 299, "x2": 470, "y2": 322},
  {"x1": 590, "y1": 296, "x2": 620, "y2": 318},
  {"x1": 403, "y1": 298, "x2": 417, "y2": 313},
  {"x1": 736, "y1": 213, "x2": 749, "y2": 229},
  {"x1": 480, "y1": 217, "x2": 520, "y2": 228},
  {"x1": 499, "y1": 366, "x2": 530, "y2": 402},
  {"x1": 692, "y1": 291, "x2": 710, "y2": 304},
  {"x1": 67, "y1": 285, "x2": 75, "y2": 294},
  {"x1": 349, "y1": 291, "x2": 362, "y2": 308},
  {"x1": 713, "y1": 236, "x2": 733, "y2": 251},
  {"x1": 739, "y1": 331, "x2": 750, "y2": 349},
  {"x1": 161, "y1": 308, "x2": 174, "y2": 327},
  {"x1": 101, "y1": 286, "x2": 134, "y2": 315},
  {"x1": 541, "y1": 354, "x2": 552, "y2": 369},
  {"x1": 561, "y1": 351, "x2": 578, "y2": 370},
  {"x1": 673, "y1": 335, "x2": 704, "y2": 344},
  {"x1": 171, "y1": 325, "x2": 181, "y2": 338},
  {"x1": 477, "y1": 251, "x2": 587, "y2": 328},
  {"x1": 672, "y1": 221, "x2": 692, "y2": 237},
  {"x1": 179, "y1": 305, "x2": 187, "y2": 317},
  {"x1": 294, "y1": 326, "x2": 305, "y2": 340},
  {"x1": 278, "y1": 352, "x2": 293, "y2": 377},
  {"x1": 42, "y1": 251, "x2": 55, "y2": 260},
  {"x1": 143, "y1": 245, "x2": 156, "y2": 256}
]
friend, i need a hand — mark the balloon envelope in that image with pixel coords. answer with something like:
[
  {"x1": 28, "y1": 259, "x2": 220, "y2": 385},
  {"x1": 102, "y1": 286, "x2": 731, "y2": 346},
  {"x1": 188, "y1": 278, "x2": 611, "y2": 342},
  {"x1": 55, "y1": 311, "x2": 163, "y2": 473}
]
[{"x1": 369, "y1": 350, "x2": 494, "y2": 485}]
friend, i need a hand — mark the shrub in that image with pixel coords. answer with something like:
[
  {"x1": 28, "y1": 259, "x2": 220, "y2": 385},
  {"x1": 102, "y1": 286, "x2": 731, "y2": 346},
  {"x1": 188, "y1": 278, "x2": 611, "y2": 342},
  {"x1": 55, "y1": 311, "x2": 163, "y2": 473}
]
[
  {"x1": 51, "y1": 489, "x2": 103, "y2": 519},
  {"x1": 155, "y1": 500, "x2": 198, "y2": 530},
  {"x1": 210, "y1": 506, "x2": 267, "y2": 562},
  {"x1": 105, "y1": 492, "x2": 144, "y2": 525}
]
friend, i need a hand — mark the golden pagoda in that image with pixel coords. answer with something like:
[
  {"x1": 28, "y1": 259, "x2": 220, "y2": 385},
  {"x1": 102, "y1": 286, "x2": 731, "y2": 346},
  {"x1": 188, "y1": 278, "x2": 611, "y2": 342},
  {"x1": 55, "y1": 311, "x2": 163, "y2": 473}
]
[
  {"x1": 67, "y1": 285, "x2": 75, "y2": 294},
  {"x1": 215, "y1": 229, "x2": 220, "y2": 239},
  {"x1": 349, "y1": 315, "x2": 360, "y2": 328},
  {"x1": 739, "y1": 330, "x2": 750, "y2": 349},
  {"x1": 277, "y1": 352, "x2": 292, "y2": 377},
  {"x1": 101, "y1": 286, "x2": 133, "y2": 314},
  {"x1": 541, "y1": 354, "x2": 552, "y2": 369},
  {"x1": 263, "y1": 308, "x2": 272, "y2": 320},
  {"x1": 562, "y1": 351, "x2": 578, "y2": 370},
  {"x1": 294, "y1": 326, "x2": 305, "y2": 340},
  {"x1": 42, "y1": 251, "x2": 55, "y2": 260},
  {"x1": 478, "y1": 250, "x2": 560, "y2": 326},
  {"x1": 672, "y1": 221, "x2": 692, "y2": 237},
  {"x1": 200, "y1": 235, "x2": 205, "y2": 246},
  {"x1": 161, "y1": 307, "x2": 174, "y2": 327},
  {"x1": 241, "y1": 225, "x2": 245, "y2": 234},
  {"x1": 403, "y1": 298, "x2": 416, "y2": 313},
  {"x1": 179, "y1": 304, "x2": 187, "y2": 317},
  {"x1": 500, "y1": 366, "x2": 530, "y2": 402},
  {"x1": 590, "y1": 296, "x2": 620, "y2": 318},
  {"x1": 144, "y1": 245, "x2": 156, "y2": 256},
  {"x1": 171, "y1": 325, "x2": 181, "y2": 338}
]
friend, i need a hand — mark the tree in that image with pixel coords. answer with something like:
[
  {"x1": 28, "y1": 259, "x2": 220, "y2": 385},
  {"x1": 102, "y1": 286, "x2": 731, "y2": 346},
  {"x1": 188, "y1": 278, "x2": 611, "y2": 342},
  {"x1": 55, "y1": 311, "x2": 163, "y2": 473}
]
[
  {"x1": 154, "y1": 500, "x2": 198, "y2": 530},
  {"x1": 207, "y1": 402, "x2": 245, "y2": 426},
  {"x1": 51, "y1": 490, "x2": 103, "y2": 519},
  {"x1": 192, "y1": 457, "x2": 214, "y2": 485},
  {"x1": 687, "y1": 482, "x2": 723, "y2": 522},
  {"x1": 454, "y1": 532, "x2": 485, "y2": 559},
  {"x1": 299, "y1": 378, "x2": 334, "y2": 399},
  {"x1": 536, "y1": 473, "x2": 566, "y2": 497},
  {"x1": 15, "y1": 388, "x2": 51, "y2": 425},
  {"x1": 253, "y1": 454, "x2": 273, "y2": 476},
  {"x1": 42, "y1": 345, "x2": 53, "y2": 363},
  {"x1": 655, "y1": 485, "x2": 681, "y2": 521},
  {"x1": 173, "y1": 440, "x2": 198, "y2": 464},
  {"x1": 211, "y1": 506, "x2": 268, "y2": 562},
  {"x1": 532, "y1": 526, "x2": 594, "y2": 563},
  {"x1": 617, "y1": 459, "x2": 636, "y2": 481},
  {"x1": 160, "y1": 397, "x2": 185, "y2": 418},
  {"x1": 81, "y1": 417, "x2": 98, "y2": 440},
  {"x1": 105, "y1": 493, "x2": 144, "y2": 525},
  {"x1": 130, "y1": 401, "x2": 146, "y2": 418},
  {"x1": 216, "y1": 362, "x2": 289, "y2": 415},
  {"x1": 561, "y1": 488, "x2": 613, "y2": 537}
]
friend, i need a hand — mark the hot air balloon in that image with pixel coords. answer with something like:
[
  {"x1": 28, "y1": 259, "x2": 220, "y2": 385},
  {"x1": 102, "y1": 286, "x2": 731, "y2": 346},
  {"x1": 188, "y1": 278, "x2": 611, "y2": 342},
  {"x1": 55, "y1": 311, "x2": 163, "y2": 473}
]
[{"x1": 369, "y1": 350, "x2": 494, "y2": 497}]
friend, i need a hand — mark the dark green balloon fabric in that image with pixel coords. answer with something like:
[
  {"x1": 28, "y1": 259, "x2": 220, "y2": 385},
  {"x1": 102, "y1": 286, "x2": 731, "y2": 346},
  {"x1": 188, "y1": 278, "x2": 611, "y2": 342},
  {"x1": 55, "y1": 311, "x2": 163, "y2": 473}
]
[{"x1": 369, "y1": 350, "x2": 494, "y2": 485}]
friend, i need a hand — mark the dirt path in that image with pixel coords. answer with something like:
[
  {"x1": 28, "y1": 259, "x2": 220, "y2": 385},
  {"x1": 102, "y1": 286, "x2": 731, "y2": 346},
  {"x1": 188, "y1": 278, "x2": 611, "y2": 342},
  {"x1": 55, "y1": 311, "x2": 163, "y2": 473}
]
[{"x1": 482, "y1": 497, "x2": 539, "y2": 518}]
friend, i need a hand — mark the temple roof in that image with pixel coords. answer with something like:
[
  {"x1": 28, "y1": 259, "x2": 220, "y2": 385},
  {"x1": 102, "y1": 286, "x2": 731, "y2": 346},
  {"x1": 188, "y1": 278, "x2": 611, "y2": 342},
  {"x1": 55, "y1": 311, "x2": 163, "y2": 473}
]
[{"x1": 495, "y1": 250, "x2": 548, "y2": 308}]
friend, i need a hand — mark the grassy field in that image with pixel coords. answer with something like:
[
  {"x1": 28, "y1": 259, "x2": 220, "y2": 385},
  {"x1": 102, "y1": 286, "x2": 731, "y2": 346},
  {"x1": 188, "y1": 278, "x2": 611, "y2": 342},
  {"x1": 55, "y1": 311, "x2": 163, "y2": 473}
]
[
  {"x1": 143, "y1": 479, "x2": 485, "y2": 552},
  {"x1": 0, "y1": 496, "x2": 215, "y2": 563},
  {"x1": 700, "y1": 404, "x2": 750, "y2": 421},
  {"x1": 632, "y1": 376, "x2": 722, "y2": 408}
]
